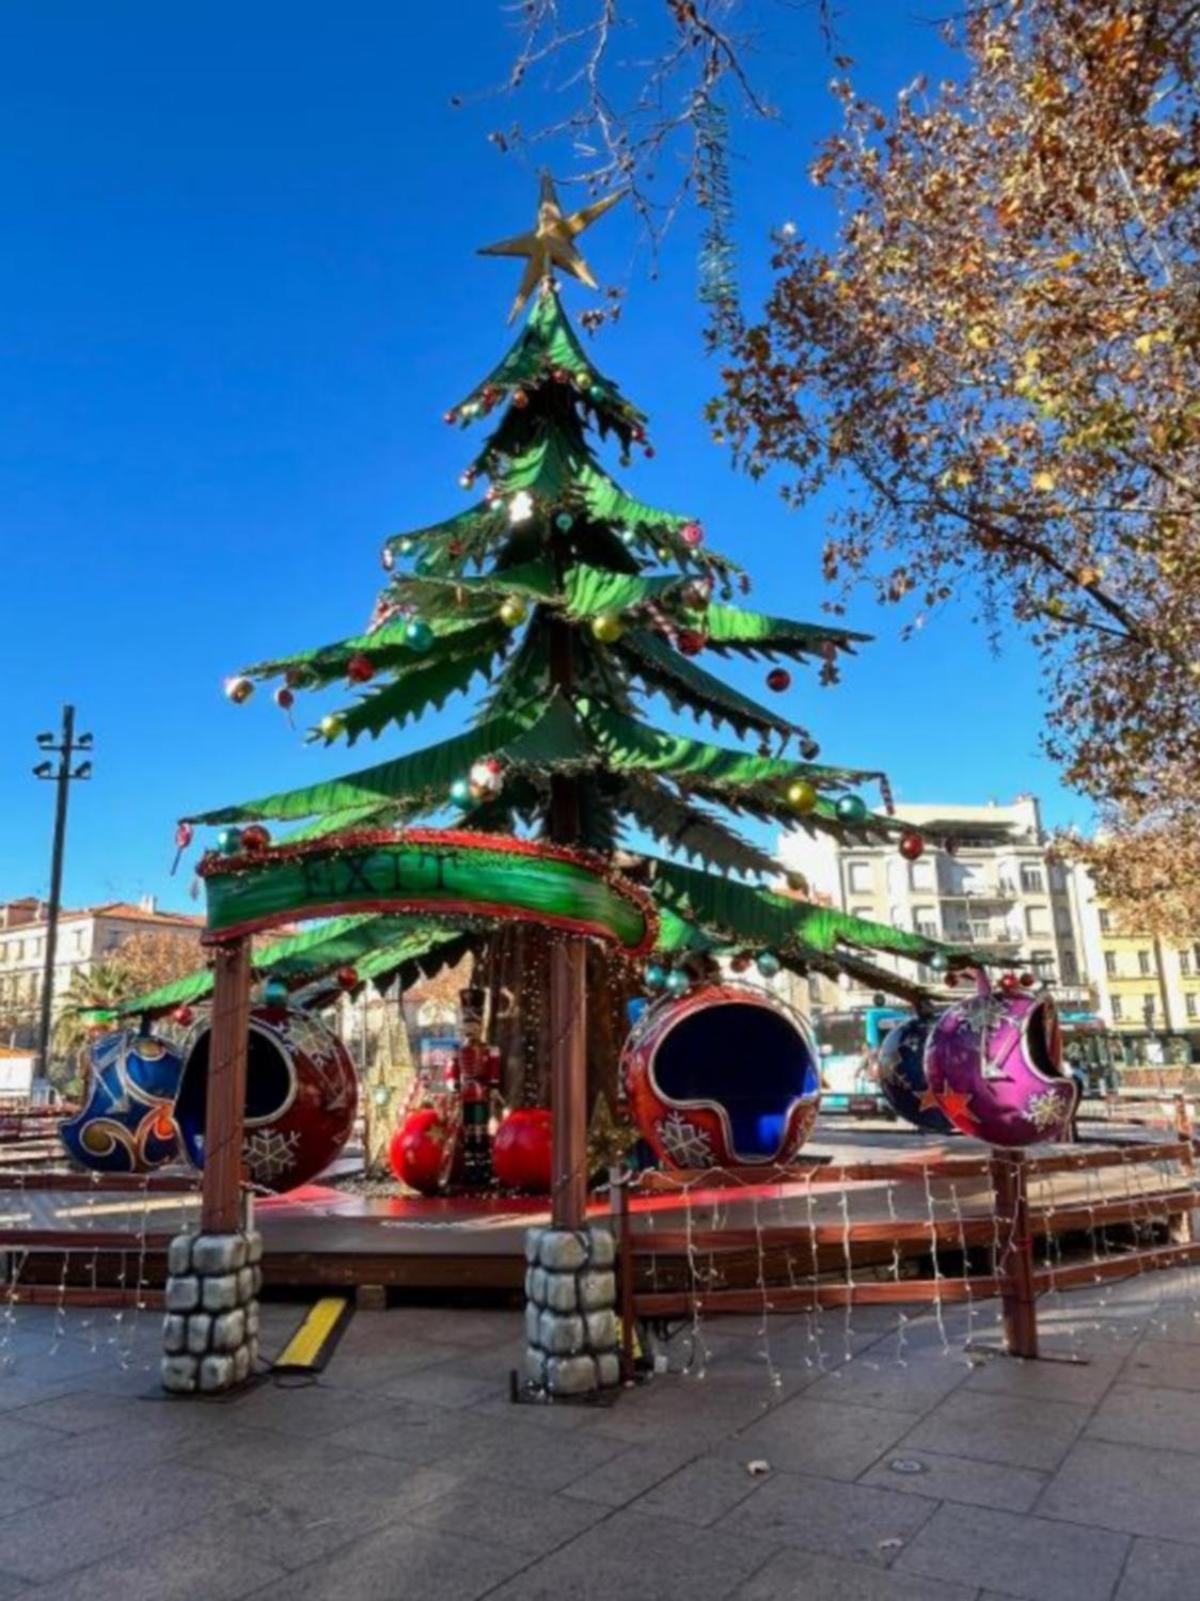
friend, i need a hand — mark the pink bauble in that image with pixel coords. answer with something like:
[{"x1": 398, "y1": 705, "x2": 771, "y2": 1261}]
[
  {"x1": 390, "y1": 1108, "x2": 456, "y2": 1195},
  {"x1": 493, "y1": 1107, "x2": 553, "y2": 1192},
  {"x1": 924, "y1": 973, "x2": 1077, "y2": 1147}
]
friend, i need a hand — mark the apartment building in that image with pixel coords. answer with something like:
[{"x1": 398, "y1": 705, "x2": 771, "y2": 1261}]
[
  {"x1": 779, "y1": 795, "x2": 1094, "y2": 1016},
  {"x1": 0, "y1": 896, "x2": 202, "y2": 1049},
  {"x1": 1071, "y1": 867, "x2": 1200, "y2": 1062}
]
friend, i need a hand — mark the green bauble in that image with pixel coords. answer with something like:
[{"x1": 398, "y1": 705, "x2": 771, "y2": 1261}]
[
  {"x1": 499, "y1": 595, "x2": 529, "y2": 628},
  {"x1": 405, "y1": 618, "x2": 434, "y2": 652},
  {"x1": 619, "y1": 528, "x2": 637, "y2": 546},
  {"x1": 591, "y1": 613, "x2": 625, "y2": 645},
  {"x1": 262, "y1": 977, "x2": 288, "y2": 1006},
  {"x1": 215, "y1": 825, "x2": 243, "y2": 856},
  {"x1": 644, "y1": 963, "x2": 666, "y2": 990},
  {"x1": 449, "y1": 777, "x2": 472, "y2": 808},
  {"x1": 787, "y1": 780, "x2": 818, "y2": 814},
  {"x1": 928, "y1": 952, "x2": 950, "y2": 974},
  {"x1": 398, "y1": 537, "x2": 415, "y2": 555},
  {"x1": 835, "y1": 793, "x2": 868, "y2": 824},
  {"x1": 756, "y1": 951, "x2": 781, "y2": 979},
  {"x1": 554, "y1": 511, "x2": 574, "y2": 532},
  {"x1": 665, "y1": 969, "x2": 690, "y2": 997}
]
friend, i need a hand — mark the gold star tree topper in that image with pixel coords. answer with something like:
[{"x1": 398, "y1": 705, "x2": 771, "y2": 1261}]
[{"x1": 478, "y1": 173, "x2": 624, "y2": 321}]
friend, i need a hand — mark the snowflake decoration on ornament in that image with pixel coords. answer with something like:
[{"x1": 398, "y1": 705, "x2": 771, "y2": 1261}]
[
  {"x1": 656, "y1": 1111, "x2": 715, "y2": 1167},
  {"x1": 1025, "y1": 1090, "x2": 1068, "y2": 1133},
  {"x1": 243, "y1": 1128, "x2": 302, "y2": 1185}
]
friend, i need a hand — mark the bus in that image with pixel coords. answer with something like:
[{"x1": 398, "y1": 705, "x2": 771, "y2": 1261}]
[
  {"x1": 1059, "y1": 1010, "x2": 1122, "y2": 1096},
  {"x1": 813, "y1": 1005, "x2": 910, "y2": 1114}
]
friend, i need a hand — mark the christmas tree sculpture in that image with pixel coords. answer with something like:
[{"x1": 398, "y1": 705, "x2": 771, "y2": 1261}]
[{"x1": 136, "y1": 178, "x2": 969, "y2": 1105}]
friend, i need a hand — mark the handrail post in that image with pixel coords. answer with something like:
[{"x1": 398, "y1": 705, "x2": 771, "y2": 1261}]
[{"x1": 990, "y1": 1148, "x2": 1038, "y2": 1359}]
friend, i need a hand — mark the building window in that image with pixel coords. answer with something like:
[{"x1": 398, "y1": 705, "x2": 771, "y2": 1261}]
[
  {"x1": 1138, "y1": 949, "x2": 1152, "y2": 976},
  {"x1": 1187, "y1": 994, "x2": 1198, "y2": 1020},
  {"x1": 1099, "y1": 909, "x2": 1112, "y2": 933},
  {"x1": 1112, "y1": 996, "x2": 1124, "y2": 1021},
  {"x1": 1104, "y1": 952, "x2": 1118, "y2": 977},
  {"x1": 847, "y1": 862, "x2": 873, "y2": 894},
  {"x1": 850, "y1": 906, "x2": 874, "y2": 922},
  {"x1": 1182, "y1": 950, "x2": 1193, "y2": 977},
  {"x1": 909, "y1": 860, "x2": 934, "y2": 891},
  {"x1": 912, "y1": 906, "x2": 939, "y2": 937},
  {"x1": 1062, "y1": 951, "x2": 1078, "y2": 982},
  {"x1": 1032, "y1": 950, "x2": 1055, "y2": 979},
  {"x1": 1144, "y1": 995, "x2": 1158, "y2": 1023},
  {"x1": 1020, "y1": 866, "x2": 1045, "y2": 894}
]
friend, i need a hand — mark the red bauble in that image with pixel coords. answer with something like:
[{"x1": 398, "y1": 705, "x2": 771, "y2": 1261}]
[
  {"x1": 173, "y1": 1005, "x2": 194, "y2": 1027},
  {"x1": 945, "y1": 972, "x2": 960, "y2": 989},
  {"x1": 346, "y1": 652, "x2": 375, "y2": 684},
  {"x1": 492, "y1": 1107, "x2": 553, "y2": 1193},
  {"x1": 240, "y1": 824, "x2": 271, "y2": 852},
  {"x1": 898, "y1": 831, "x2": 925, "y2": 861},
  {"x1": 389, "y1": 1109, "x2": 455, "y2": 1196},
  {"x1": 643, "y1": 444, "x2": 656, "y2": 458},
  {"x1": 1000, "y1": 971, "x2": 1020, "y2": 991},
  {"x1": 677, "y1": 629, "x2": 706, "y2": 656},
  {"x1": 766, "y1": 668, "x2": 792, "y2": 693},
  {"x1": 336, "y1": 965, "x2": 359, "y2": 992},
  {"x1": 443, "y1": 409, "x2": 458, "y2": 426},
  {"x1": 1019, "y1": 972, "x2": 1035, "y2": 988},
  {"x1": 631, "y1": 426, "x2": 645, "y2": 443},
  {"x1": 680, "y1": 521, "x2": 704, "y2": 548},
  {"x1": 512, "y1": 389, "x2": 529, "y2": 409},
  {"x1": 552, "y1": 366, "x2": 571, "y2": 384},
  {"x1": 730, "y1": 954, "x2": 752, "y2": 974},
  {"x1": 274, "y1": 686, "x2": 295, "y2": 712}
]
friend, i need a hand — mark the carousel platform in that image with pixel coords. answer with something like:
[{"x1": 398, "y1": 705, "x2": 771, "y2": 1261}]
[{"x1": 1, "y1": 1114, "x2": 1195, "y2": 1303}]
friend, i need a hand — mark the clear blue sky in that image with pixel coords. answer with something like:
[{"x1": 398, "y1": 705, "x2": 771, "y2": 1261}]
[{"x1": 0, "y1": 1, "x2": 1091, "y2": 915}]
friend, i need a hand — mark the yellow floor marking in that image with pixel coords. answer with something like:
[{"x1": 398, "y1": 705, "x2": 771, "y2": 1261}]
[{"x1": 275, "y1": 1296, "x2": 351, "y2": 1371}]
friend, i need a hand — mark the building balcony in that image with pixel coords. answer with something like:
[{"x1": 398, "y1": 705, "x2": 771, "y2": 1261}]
[{"x1": 938, "y1": 883, "x2": 1018, "y2": 902}]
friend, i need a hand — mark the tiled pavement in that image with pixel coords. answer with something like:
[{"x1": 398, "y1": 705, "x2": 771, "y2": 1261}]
[{"x1": 2, "y1": 1277, "x2": 1200, "y2": 1599}]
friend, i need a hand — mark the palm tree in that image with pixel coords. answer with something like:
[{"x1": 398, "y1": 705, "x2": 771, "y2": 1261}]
[{"x1": 52, "y1": 961, "x2": 135, "y2": 1095}]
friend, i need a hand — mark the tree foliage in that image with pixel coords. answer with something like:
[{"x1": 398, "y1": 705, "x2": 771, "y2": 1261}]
[{"x1": 714, "y1": 0, "x2": 1200, "y2": 924}]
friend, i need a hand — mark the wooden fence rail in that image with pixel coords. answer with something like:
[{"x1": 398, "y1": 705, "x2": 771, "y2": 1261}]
[{"x1": 611, "y1": 1139, "x2": 1200, "y2": 1373}]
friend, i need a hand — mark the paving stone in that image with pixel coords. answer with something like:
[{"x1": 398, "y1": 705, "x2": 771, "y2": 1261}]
[
  {"x1": 0, "y1": 1414, "x2": 66, "y2": 1460},
  {"x1": 1039, "y1": 1436, "x2": 1200, "y2": 1544},
  {"x1": 562, "y1": 1440, "x2": 701, "y2": 1506},
  {"x1": 1114, "y1": 1535, "x2": 1200, "y2": 1599},
  {"x1": 804, "y1": 1350, "x2": 973, "y2": 1414},
  {"x1": 636, "y1": 1453, "x2": 767, "y2": 1526},
  {"x1": 716, "y1": 1470, "x2": 936, "y2": 1567},
  {"x1": 858, "y1": 1446, "x2": 1049, "y2": 1513},
  {"x1": 409, "y1": 1473, "x2": 608, "y2": 1554},
  {"x1": 897, "y1": 1387, "x2": 1090, "y2": 1471},
  {"x1": 1123, "y1": 1338, "x2": 1200, "y2": 1392},
  {"x1": 0, "y1": 1474, "x2": 54, "y2": 1516},
  {"x1": 484, "y1": 1507, "x2": 778, "y2": 1601},
  {"x1": 963, "y1": 1349, "x2": 1122, "y2": 1407},
  {"x1": 173, "y1": 1421, "x2": 361, "y2": 1481},
  {"x1": 0, "y1": 1463, "x2": 269, "y2": 1581},
  {"x1": 1087, "y1": 1382, "x2": 1200, "y2": 1455},
  {"x1": 453, "y1": 1415, "x2": 629, "y2": 1491},
  {"x1": 324, "y1": 1402, "x2": 500, "y2": 1467},
  {"x1": 731, "y1": 1548, "x2": 980, "y2": 1601},
  {"x1": 239, "y1": 1520, "x2": 529, "y2": 1601},
  {"x1": 715, "y1": 1394, "x2": 913, "y2": 1481},
  {"x1": 223, "y1": 1380, "x2": 386, "y2": 1438},
  {"x1": 34, "y1": 1527, "x2": 282, "y2": 1601},
  {"x1": 378, "y1": 1364, "x2": 499, "y2": 1410},
  {"x1": 894, "y1": 1501, "x2": 1130, "y2": 1601}
]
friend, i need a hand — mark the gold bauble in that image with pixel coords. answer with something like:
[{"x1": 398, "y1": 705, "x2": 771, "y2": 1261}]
[
  {"x1": 319, "y1": 713, "x2": 347, "y2": 741},
  {"x1": 591, "y1": 613, "x2": 625, "y2": 645},
  {"x1": 499, "y1": 595, "x2": 529, "y2": 628},
  {"x1": 787, "y1": 780, "x2": 818, "y2": 814}
]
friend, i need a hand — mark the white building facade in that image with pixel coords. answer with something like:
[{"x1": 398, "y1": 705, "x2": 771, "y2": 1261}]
[{"x1": 779, "y1": 796, "x2": 1095, "y2": 1016}]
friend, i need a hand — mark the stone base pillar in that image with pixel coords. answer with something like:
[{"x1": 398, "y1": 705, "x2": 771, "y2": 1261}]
[
  {"x1": 523, "y1": 1224, "x2": 619, "y2": 1397},
  {"x1": 161, "y1": 1229, "x2": 262, "y2": 1395}
]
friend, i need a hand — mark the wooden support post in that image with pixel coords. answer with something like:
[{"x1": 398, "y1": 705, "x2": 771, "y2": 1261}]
[
  {"x1": 200, "y1": 938, "x2": 252, "y2": 1235},
  {"x1": 610, "y1": 1165, "x2": 636, "y2": 1381},
  {"x1": 990, "y1": 1149, "x2": 1038, "y2": 1359},
  {"x1": 550, "y1": 937, "x2": 587, "y2": 1230}
]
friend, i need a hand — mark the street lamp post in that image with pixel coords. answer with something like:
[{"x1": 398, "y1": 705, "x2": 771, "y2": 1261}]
[{"x1": 32, "y1": 705, "x2": 92, "y2": 1092}]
